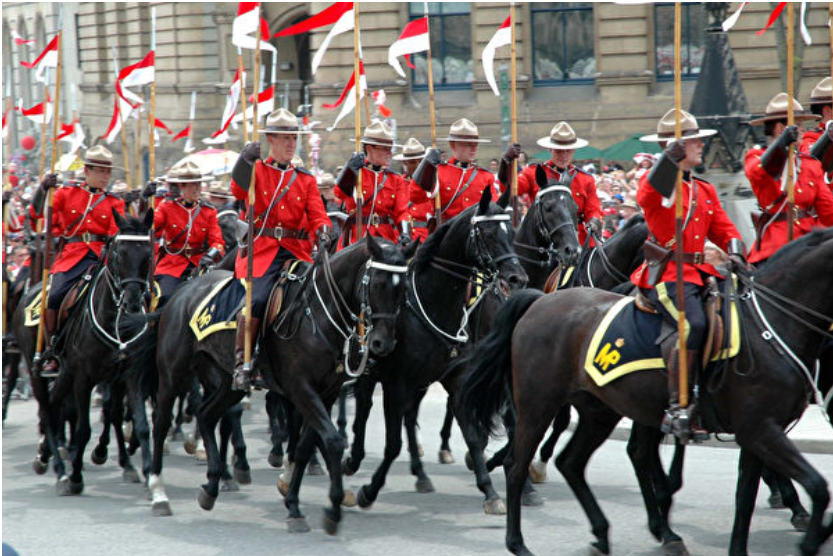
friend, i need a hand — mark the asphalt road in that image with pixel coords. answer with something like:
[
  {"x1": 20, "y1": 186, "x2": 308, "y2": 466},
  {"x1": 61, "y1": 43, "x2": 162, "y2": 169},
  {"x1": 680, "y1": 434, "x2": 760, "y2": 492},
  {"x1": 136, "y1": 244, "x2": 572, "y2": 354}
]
[{"x1": 3, "y1": 385, "x2": 833, "y2": 556}]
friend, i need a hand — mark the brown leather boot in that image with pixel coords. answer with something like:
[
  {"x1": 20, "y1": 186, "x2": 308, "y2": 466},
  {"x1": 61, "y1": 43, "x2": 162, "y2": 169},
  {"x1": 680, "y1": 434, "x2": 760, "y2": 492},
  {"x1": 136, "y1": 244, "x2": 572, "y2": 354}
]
[
  {"x1": 39, "y1": 308, "x2": 60, "y2": 378},
  {"x1": 661, "y1": 349, "x2": 708, "y2": 443},
  {"x1": 232, "y1": 314, "x2": 260, "y2": 392}
]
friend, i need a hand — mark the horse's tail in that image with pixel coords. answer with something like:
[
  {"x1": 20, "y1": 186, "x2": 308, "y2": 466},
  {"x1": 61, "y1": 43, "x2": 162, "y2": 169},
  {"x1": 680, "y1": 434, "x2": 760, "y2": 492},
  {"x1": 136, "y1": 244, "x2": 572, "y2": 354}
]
[
  {"x1": 119, "y1": 312, "x2": 161, "y2": 400},
  {"x1": 458, "y1": 289, "x2": 545, "y2": 438}
]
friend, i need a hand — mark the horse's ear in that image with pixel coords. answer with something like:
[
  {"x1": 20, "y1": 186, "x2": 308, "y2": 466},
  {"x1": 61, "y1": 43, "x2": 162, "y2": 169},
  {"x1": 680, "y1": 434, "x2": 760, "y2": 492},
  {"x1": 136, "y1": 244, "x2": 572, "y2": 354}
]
[
  {"x1": 366, "y1": 231, "x2": 383, "y2": 260},
  {"x1": 402, "y1": 238, "x2": 420, "y2": 258},
  {"x1": 143, "y1": 208, "x2": 154, "y2": 231},
  {"x1": 112, "y1": 208, "x2": 127, "y2": 231},
  {"x1": 535, "y1": 164, "x2": 547, "y2": 189},
  {"x1": 496, "y1": 184, "x2": 510, "y2": 209},
  {"x1": 478, "y1": 186, "x2": 493, "y2": 215}
]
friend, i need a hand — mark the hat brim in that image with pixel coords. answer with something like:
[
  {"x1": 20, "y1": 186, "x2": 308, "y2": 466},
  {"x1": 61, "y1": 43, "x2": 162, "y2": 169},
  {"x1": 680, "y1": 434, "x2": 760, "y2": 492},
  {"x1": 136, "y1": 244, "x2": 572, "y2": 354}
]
[
  {"x1": 393, "y1": 152, "x2": 426, "y2": 161},
  {"x1": 438, "y1": 137, "x2": 491, "y2": 143},
  {"x1": 639, "y1": 129, "x2": 717, "y2": 142},
  {"x1": 84, "y1": 160, "x2": 123, "y2": 170},
  {"x1": 748, "y1": 113, "x2": 821, "y2": 126},
  {"x1": 361, "y1": 138, "x2": 404, "y2": 148},
  {"x1": 167, "y1": 176, "x2": 209, "y2": 184},
  {"x1": 536, "y1": 137, "x2": 589, "y2": 150},
  {"x1": 261, "y1": 127, "x2": 311, "y2": 135}
]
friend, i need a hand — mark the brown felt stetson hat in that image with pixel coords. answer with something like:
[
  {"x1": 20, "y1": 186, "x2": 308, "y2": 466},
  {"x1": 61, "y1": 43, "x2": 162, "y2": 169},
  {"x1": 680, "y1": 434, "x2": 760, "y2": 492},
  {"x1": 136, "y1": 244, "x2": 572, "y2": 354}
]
[
  {"x1": 438, "y1": 118, "x2": 491, "y2": 143},
  {"x1": 360, "y1": 120, "x2": 402, "y2": 148},
  {"x1": 809, "y1": 77, "x2": 832, "y2": 106},
  {"x1": 262, "y1": 108, "x2": 310, "y2": 135},
  {"x1": 749, "y1": 93, "x2": 820, "y2": 126},
  {"x1": 83, "y1": 145, "x2": 121, "y2": 169},
  {"x1": 206, "y1": 180, "x2": 233, "y2": 198},
  {"x1": 537, "y1": 121, "x2": 589, "y2": 150},
  {"x1": 393, "y1": 137, "x2": 426, "y2": 161},
  {"x1": 640, "y1": 109, "x2": 717, "y2": 142},
  {"x1": 166, "y1": 160, "x2": 209, "y2": 184}
]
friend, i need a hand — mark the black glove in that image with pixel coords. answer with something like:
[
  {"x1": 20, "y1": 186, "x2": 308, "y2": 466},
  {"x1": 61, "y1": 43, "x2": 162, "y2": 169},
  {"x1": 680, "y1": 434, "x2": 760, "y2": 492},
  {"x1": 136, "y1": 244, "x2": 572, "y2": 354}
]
[
  {"x1": 336, "y1": 153, "x2": 366, "y2": 197},
  {"x1": 241, "y1": 141, "x2": 262, "y2": 164},
  {"x1": 316, "y1": 226, "x2": 333, "y2": 251},
  {"x1": 198, "y1": 247, "x2": 222, "y2": 271},
  {"x1": 502, "y1": 143, "x2": 521, "y2": 163},
  {"x1": 586, "y1": 217, "x2": 603, "y2": 238},
  {"x1": 40, "y1": 173, "x2": 57, "y2": 191},
  {"x1": 141, "y1": 180, "x2": 157, "y2": 199},
  {"x1": 726, "y1": 238, "x2": 750, "y2": 273},
  {"x1": 123, "y1": 191, "x2": 139, "y2": 204},
  {"x1": 665, "y1": 140, "x2": 687, "y2": 164},
  {"x1": 760, "y1": 125, "x2": 798, "y2": 178},
  {"x1": 810, "y1": 122, "x2": 833, "y2": 172},
  {"x1": 498, "y1": 143, "x2": 521, "y2": 187},
  {"x1": 347, "y1": 152, "x2": 365, "y2": 172},
  {"x1": 413, "y1": 148, "x2": 441, "y2": 192},
  {"x1": 398, "y1": 221, "x2": 413, "y2": 248}
]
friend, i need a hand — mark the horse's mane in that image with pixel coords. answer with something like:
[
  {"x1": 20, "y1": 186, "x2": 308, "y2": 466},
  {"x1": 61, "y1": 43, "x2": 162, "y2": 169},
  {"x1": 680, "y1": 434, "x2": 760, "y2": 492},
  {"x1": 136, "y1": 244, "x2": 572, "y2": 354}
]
[
  {"x1": 117, "y1": 214, "x2": 148, "y2": 235},
  {"x1": 617, "y1": 213, "x2": 645, "y2": 233},
  {"x1": 410, "y1": 203, "x2": 487, "y2": 272},
  {"x1": 754, "y1": 227, "x2": 833, "y2": 282}
]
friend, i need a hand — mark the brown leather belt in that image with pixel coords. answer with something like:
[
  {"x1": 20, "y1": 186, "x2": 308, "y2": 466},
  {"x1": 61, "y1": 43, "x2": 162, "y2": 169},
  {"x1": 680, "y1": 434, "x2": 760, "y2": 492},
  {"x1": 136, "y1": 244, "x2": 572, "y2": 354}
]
[
  {"x1": 261, "y1": 226, "x2": 309, "y2": 240},
  {"x1": 766, "y1": 208, "x2": 813, "y2": 222},
  {"x1": 413, "y1": 221, "x2": 431, "y2": 229},
  {"x1": 367, "y1": 213, "x2": 394, "y2": 227},
  {"x1": 181, "y1": 246, "x2": 207, "y2": 257},
  {"x1": 64, "y1": 233, "x2": 110, "y2": 244},
  {"x1": 677, "y1": 251, "x2": 706, "y2": 265}
]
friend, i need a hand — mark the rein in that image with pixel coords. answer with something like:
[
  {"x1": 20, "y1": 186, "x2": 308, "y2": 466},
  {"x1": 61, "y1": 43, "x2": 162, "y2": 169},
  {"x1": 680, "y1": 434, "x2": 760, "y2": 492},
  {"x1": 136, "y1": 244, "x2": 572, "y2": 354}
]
[
  {"x1": 514, "y1": 185, "x2": 576, "y2": 268},
  {"x1": 583, "y1": 234, "x2": 631, "y2": 287}
]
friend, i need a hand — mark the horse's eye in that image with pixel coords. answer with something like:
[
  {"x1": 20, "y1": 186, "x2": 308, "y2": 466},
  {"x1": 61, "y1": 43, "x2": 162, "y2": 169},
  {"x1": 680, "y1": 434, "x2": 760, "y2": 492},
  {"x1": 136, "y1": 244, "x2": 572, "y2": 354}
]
[{"x1": 544, "y1": 205, "x2": 553, "y2": 213}]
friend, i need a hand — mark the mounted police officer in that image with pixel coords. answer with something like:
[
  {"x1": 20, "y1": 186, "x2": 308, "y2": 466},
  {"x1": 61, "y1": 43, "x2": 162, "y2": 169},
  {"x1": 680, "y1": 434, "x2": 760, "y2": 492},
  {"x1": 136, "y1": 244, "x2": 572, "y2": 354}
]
[
  {"x1": 411, "y1": 118, "x2": 501, "y2": 222},
  {"x1": 336, "y1": 120, "x2": 412, "y2": 247},
  {"x1": 30, "y1": 145, "x2": 126, "y2": 376},
  {"x1": 152, "y1": 161, "x2": 225, "y2": 308},
  {"x1": 745, "y1": 93, "x2": 833, "y2": 265},
  {"x1": 803, "y1": 77, "x2": 833, "y2": 187},
  {"x1": 506, "y1": 121, "x2": 603, "y2": 245},
  {"x1": 229, "y1": 108, "x2": 333, "y2": 391},
  {"x1": 394, "y1": 137, "x2": 431, "y2": 243},
  {"x1": 631, "y1": 109, "x2": 746, "y2": 442}
]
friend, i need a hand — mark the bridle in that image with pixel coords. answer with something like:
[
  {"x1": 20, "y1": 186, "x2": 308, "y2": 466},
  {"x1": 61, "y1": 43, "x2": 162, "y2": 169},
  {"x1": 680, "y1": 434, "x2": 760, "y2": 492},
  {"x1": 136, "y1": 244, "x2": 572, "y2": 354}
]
[{"x1": 513, "y1": 185, "x2": 577, "y2": 268}]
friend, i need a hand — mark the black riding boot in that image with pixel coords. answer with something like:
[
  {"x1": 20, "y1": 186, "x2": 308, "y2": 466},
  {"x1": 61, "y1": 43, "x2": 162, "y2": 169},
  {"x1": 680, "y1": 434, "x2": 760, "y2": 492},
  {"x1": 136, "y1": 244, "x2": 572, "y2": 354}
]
[
  {"x1": 38, "y1": 308, "x2": 60, "y2": 378},
  {"x1": 232, "y1": 314, "x2": 260, "y2": 392},
  {"x1": 661, "y1": 349, "x2": 708, "y2": 443}
]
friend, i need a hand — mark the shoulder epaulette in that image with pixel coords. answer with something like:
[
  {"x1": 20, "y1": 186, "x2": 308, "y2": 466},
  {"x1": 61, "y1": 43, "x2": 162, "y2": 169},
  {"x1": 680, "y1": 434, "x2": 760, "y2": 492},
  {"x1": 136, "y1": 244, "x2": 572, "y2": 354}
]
[
  {"x1": 199, "y1": 199, "x2": 219, "y2": 211},
  {"x1": 294, "y1": 166, "x2": 313, "y2": 176},
  {"x1": 383, "y1": 167, "x2": 402, "y2": 177}
]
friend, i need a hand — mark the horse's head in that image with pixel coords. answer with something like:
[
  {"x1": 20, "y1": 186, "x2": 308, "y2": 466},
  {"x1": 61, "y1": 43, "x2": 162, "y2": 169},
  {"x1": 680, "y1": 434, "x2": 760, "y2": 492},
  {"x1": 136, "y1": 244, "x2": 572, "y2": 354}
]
[
  {"x1": 533, "y1": 164, "x2": 579, "y2": 267},
  {"x1": 464, "y1": 187, "x2": 527, "y2": 290},
  {"x1": 108, "y1": 209, "x2": 153, "y2": 313}
]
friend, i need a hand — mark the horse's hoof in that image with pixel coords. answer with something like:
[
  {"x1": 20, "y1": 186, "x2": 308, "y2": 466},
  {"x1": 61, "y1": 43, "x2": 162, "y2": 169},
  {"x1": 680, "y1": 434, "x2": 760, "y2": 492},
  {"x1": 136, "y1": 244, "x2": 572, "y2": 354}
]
[
  {"x1": 342, "y1": 489, "x2": 357, "y2": 507},
  {"x1": 268, "y1": 452, "x2": 284, "y2": 469},
  {"x1": 522, "y1": 489, "x2": 544, "y2": 507},
  {"x1": 152, "y1": 500, "x2": 172, "y2": 517},
  {"x1": 342, "y1": 456, "x2": 358, "y2": 476},
  {"x1": 56, "y1": 476, "x2": 73, "y2": 496},
  {"x1": 590, "y1": 540, "x2": 610, "y2": 555},
  {"x1": 286, "y1": 517, "x2": 310, "y2": 534},
  {"x1": 662, "y1": 540, "x2": 689, "y2": 556},
  {"x1": 183, "y1": 436, "x2": 197, "y2": 455},
  {"x1": 122, "y1": 468, "x2": 141, "y2": 484},
  {"x1": 438, "y1": 450, "x2": 455, "y2": 465},
  {"x1": 464, "y1": 451, "x2": 475, "y2": 471},
  {"x1": 768, "y1": 492, "x2": 786, "y2": 509},
  {"x1": 69, "y1": 478, "x2": 84, "y2": 495},
  {"x1": 58, "y1": 446, "x2": 70, "y2": 461},
  {"x1": 528, "y1": 460, "x2": 547, "y2": 484},
  {"x1": 417, "y1": 443, "x2": 424, "y2": 458},
  {"x1": 197, "y1": 486, "x2": 216, "y2": 511},
  {"x1": 307, "y1": 462, "x2": 324, "y2": 476},
  {"x1": 32, "y1": 458, "x2": 48, "y2": 475},
  {"x1": 194, "y1": 449, "x2": 207, "y2": 462},
  {"x1": 277, "y1": 478, "x2": 290, "y2": 497},
  {"x1": 483, "y1": 497, "x2": 506, "y2": 515},
  {"x1": 415, "y1": 478, "x2": 435, "y2": 493},
  {"x1": 322, "y1": 510, "x2": 339, "y2": 536},
  {"x1": 220, "y1": 479, "x2": 239, "y2": 492},
  {"x1": 233, "y1": 467, "x2": 252, "y2": 485},
  {"x1": 791, "y1": 511, "x2": 811, "y2": 532},
  {"x1": 91, "y1": 446, "x2": 108, "y2": 466},
  {"x1": 357, "y1": 486, "x2": 374, "y2": 509}
]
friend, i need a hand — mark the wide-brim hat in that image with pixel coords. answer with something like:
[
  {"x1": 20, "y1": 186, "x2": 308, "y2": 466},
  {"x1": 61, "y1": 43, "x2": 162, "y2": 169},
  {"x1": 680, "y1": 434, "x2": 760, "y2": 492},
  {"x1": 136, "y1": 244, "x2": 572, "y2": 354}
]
[
  {"x1": 809, "y1": 77, "x2": 832, "y2": 106},
  {"x1": 749, "y1": 93, "x2": 820, "y2": 126},
  {"x1": 393, "y1": 137, "x2": 426, "y2": 161},
  {"x1": 537, "y1": 121, "x2": 589, "y2": 150},
  {"x1": 438, "y1": 118, "x2": 491, "y2": 143},
  {"x1": 83, "y1": 145, "x2": 121, "y2": 169},
  {"x1": 318, "y1": 172, "x2": 336, "y2": 188},
  {"x1": 206, "y1": 180, "x2": 233, "y2": 198},
  {"x1": 640, "y1": 109, "x2": 718, "y2": 142},
  {"x1": 110, "y1": 182, "x2": 130, "y2": 195},
  {"x1": 360, "y1": 120, "x2": 402, "y2": 148},
  {"x1": 167, "y1": 160, "x2": 209, "y2": 184},
  {"x1": 262, "y1": 108, "x2": 310, "y2": 135}
]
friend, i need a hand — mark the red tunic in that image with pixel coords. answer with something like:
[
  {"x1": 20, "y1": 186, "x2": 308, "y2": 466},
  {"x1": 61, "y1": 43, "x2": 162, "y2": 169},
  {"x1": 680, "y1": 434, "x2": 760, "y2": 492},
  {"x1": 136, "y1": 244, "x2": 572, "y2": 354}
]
[
  {"x1": 631, "y1": 173, "x2": 741, "y2": 289},
  {"x1": 335, "y1": 165, "x2": 410, "y2": 244},
  {"x1": 409, "y1": 179, "x2": 434, "y2": 243},
  {"x1": 231, "y1": 158, "x2": 331, "y2": 277},
  {"x1": 30, "y1": 183, "x2": 125, "y2": 273},
  {"x1": 516, "y1": 162, "x2": 602, "y2": 245},
  {"x1": 800, "y1": 127, "x2": 833, "y2": 190},
  {"x1": 410, "y1": 159, "x2": 502, "y2": 221},
  {"x1": 153, "y1": 198, "x2": 225, "y2": 278},
  {"x1": 745, "y1": 147, "x2": 833, "y2": 263}
]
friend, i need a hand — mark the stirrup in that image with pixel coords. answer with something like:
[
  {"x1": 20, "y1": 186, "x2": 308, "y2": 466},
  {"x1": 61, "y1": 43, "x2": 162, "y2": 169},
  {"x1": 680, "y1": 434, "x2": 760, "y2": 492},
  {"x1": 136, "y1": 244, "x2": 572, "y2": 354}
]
[
  {"x1": 660, "y1": 406, "x2": 692, "y2": 444},
  {"x1": 35, "y1": 351, "x2": 60, "y2": 379},
  {"x1": 231, "y1": 363, "x2": 252, "y2": 392}
]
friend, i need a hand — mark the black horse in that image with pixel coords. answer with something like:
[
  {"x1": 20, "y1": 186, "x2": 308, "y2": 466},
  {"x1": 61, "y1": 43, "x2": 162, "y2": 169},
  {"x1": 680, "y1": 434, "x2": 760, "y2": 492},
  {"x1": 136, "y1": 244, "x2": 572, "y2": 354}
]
[
  {"x1": 342, "y1": 188, "x2": 528, "y2": 514},
  {"x1": 460, "y1": 228, "x2": 833, "y2": 556},
  {"x1": 145, "y1": 233, "x2": 413, "y2": 536},
  {"x1": 12, "y1": 211, "x2": 154, "y2": 494}
]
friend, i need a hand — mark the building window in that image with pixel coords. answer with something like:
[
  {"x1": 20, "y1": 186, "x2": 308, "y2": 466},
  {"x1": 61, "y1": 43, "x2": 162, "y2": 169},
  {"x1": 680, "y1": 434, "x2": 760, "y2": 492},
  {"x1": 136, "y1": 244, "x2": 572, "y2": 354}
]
[
  {"x1": 654, "y1": 3, "x2": 707, "y2": 79},
  {"x1": 408, "y1": 2, "x2": 472, "y2": 90},
  {"x1": 531, "y1": 3, "x2": 595, "y2": 84}
]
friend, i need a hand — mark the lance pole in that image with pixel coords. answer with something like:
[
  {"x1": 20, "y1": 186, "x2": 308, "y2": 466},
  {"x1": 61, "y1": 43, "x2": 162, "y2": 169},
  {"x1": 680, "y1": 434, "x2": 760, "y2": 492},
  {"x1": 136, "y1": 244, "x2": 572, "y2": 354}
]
[
  {"x1": 243, "y1": 2, "x2": 263, "y2": 376},
  {"x1": 148, "y1": 6, "x2": 157, "y2": 184},
  {"x1": 112, "y1": 47, "x2": 133, "y2": 191},
  {"x1": 424, "y1": 3, "x2": 441, "y2": 227},
  {"x1": 353, "y1": 3, "x2": 364, "y2": 241},
  {"x1": 786, "y1": 3, "x2": 796, "y2": 242},
  {"x1": 237, "y1": 46, "x2": 249, "y2": 144},
  {"x1": 509, "y1": 2, "x2": 519, "y2": 227},
  {"x1": 38, "y1": 68, "x2": 50, "y2": 181},
  {"x1": 673, "y1": 2, "x2": 688, "y2": 409},
  {"x1": 34, "y1": 29, "x2": 62, "y2": 365}
]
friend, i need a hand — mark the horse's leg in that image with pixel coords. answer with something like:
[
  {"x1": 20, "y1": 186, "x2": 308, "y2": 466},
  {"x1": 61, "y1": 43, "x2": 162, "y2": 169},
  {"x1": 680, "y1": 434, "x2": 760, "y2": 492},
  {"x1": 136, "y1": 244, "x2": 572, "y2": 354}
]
[
  {"x1": 29, "y1": 372, "x2": 58, "y2": 475},
  {"x1": 64, "y1": 375, "x2": 95, "y2": 496},
  {"x1": 218, "y1": 409, "x2": 237, "y2": 491},
  {"x1": 109, "y1": 380, "x2": 140, "y2": 483},
  {"x1": 128, "y1": 376, "x2": 153, "y2": 483},
  {"x1": 229, "y1": 402, "x2": 251, "y2": 485},
  {"x1": 91, "y1": 384, "x2": 113, "y2": 466},
  {"x1": 284, "y1": 425, "x2": 316, "y2": 533},
  {"x1": 2, "y1": 354, "x2": 20, "y2": 420},
  {"x1": 531, "y1": 405, "x2": 571, "y2": 483},
  {"x1": 774, "y1": 474, "x2": 811, "y2": 531},
  {"x1": 729, "y1": 448, "x2": 763, "y2": 556},
  {"x1": 265, "y1": 391, "x2": 286, "y2": 468},
  {"x1": 196, "y1": 381, "x2": 245, "y2": 510},
  {"x1": 438, "y1": 395, "x2": 455, "y2": 464},
  {"x1": 760, "y1": 466, "x2": 784, "y2": 508},
  {"x1": 554, "y1": 405, "x2": 621, "y2": 555},
  {"x1": 149, "y1": 369, "x2": 178, "y2": 516},
  {"x1": 404, "y1": 393, "x2": 433, "y2": 493},
  {"x1": 357, "y1": 380, "x2": 406, "y2": 509},
  {"x1": 667, "y1": 439, "x2": 686, "y2": 494},
  {"x1": 344, "y1": 378, "x2": 375, "y2": 476},
  {"x1": 171, "y1": 392, "x2": 185, "y2": 441},
  {"x1": 45, "y1": 372, "x2": 74, "y2": 485},
  {"x1": 336, "y1": 384, "x2": 349, "y2": 440}
]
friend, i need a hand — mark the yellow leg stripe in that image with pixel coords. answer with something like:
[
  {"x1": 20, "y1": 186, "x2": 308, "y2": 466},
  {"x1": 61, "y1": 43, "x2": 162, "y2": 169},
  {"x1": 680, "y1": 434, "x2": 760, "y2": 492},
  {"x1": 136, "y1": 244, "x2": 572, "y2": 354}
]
[{"x1": 655, "y1": 282, "x2": 690, "y2": 343}]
